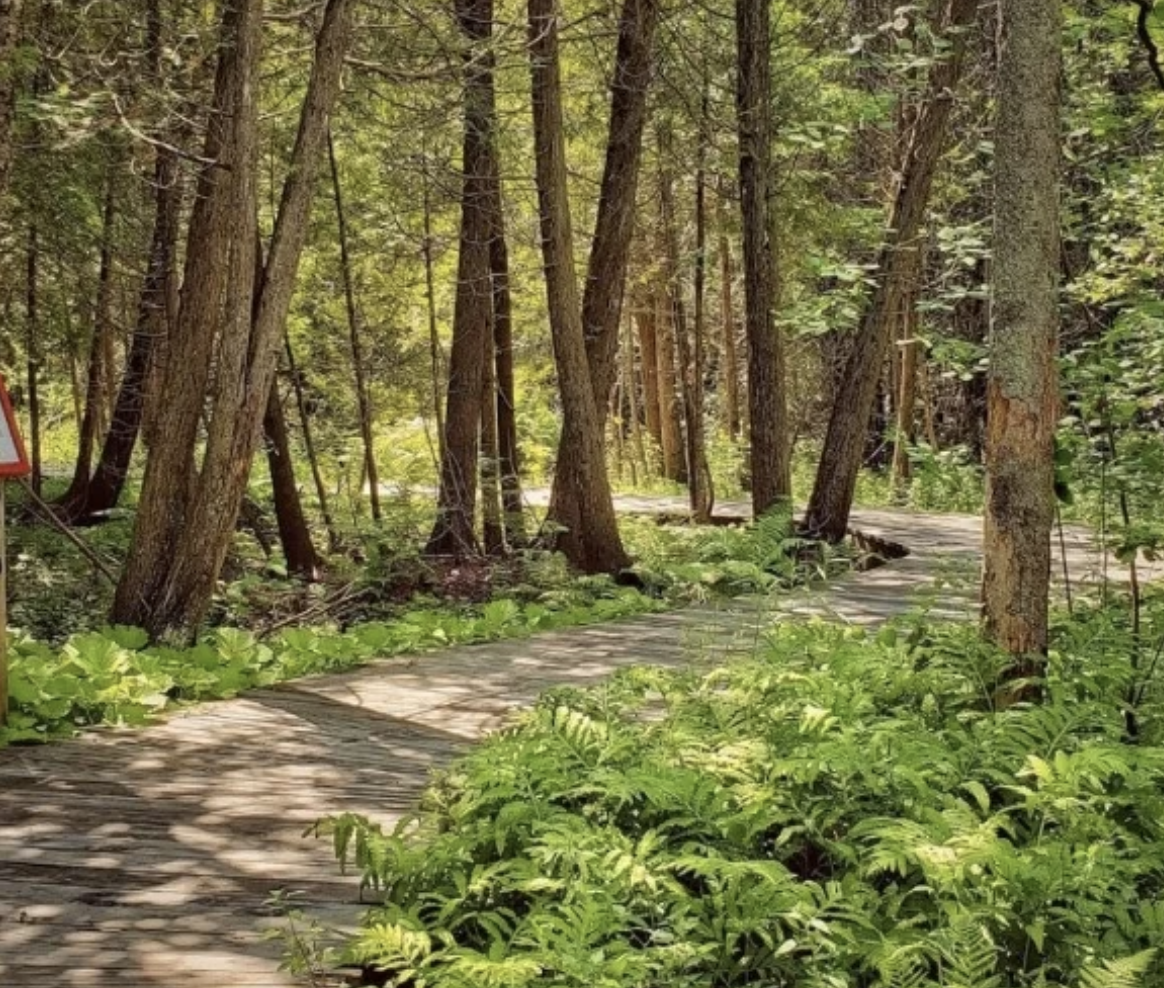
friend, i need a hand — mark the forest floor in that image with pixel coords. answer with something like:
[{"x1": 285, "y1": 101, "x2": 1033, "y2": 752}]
[{"x1": 0, "y1": 506, "x2": 1133, "y2": 987}]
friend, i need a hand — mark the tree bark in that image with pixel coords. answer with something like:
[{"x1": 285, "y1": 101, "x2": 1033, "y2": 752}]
[
  {"x1": 737, "y1": 0, "x2": 791, "y2": 514},
  {"x1": 328, "y1": 131, "x2": 381, "y2": 523},
  {"x1": 421, "y1": 173, "x2": 446, "y2": 464},
  {"x1": 654, "y1": 289, "x2": 685, "y2": 483},
  {"x1": 528, "y1": 0, "x2": 629, "y2": 573},
  {"x1": 58, "y1": 167, "x2": 118, "y2": 519},
  {"x1": 982, "y1": 0, "x2": 1061, "y2": 681},
  {"x1": 286, "y1": 334, "x2": 339, "y2": 551},
  {"x1": 717, "y1": 191, "x2": 741, "y2": 440},
  {"x1": 804, "y1": 0, "x2": 977, "y2": 542},
  {"x1": 426, "y1": 0, "x2": 496, "y2": 558},
  {"x1": 545, "y1": 0, "x2": 658, "y2": 539},
  {"x1": 634, "y1": 295, "x2": 663, "y2": 470},
  {"x1": 264, "y1": 374, "x2": 322, "y2": 580},
  {"x1": 491, "y1": 218, "x2": 525, "y2": 546},
  {"x1": 480, "y1": 328, "x2": 504, "y2": 555},
  {"x1": 112, "y1": 0, "x2": 352, "y2": 637}
]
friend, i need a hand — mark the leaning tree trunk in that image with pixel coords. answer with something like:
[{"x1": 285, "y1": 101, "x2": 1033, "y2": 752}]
[
  {"x1": 545, "y1": 0, "x2": 658, "y2": 538},
  {"x1": 112, "y1": 0, "x2": 352, "y2": 637},
  {"x1": 264, "y1": 375, "x2": 322, "y2": 580},
  {"x1": 737, "y1": 0, "x2": 790, "y2": 514},
  {"x1": 804, "y1": 0, "x2": 977, "y2": 542},
  {"x1": 982, "y1": 0, "x2": 1060, "y2": 685},
  {"x1": 58, "y1": 167, "x2": 118, "y2": 520},
  {"x1": 529, "y1": 0, "x2": 629, "y2": 574},
  {"x1": 426, "y1": 0, "x2": 496, "y2": 558}
]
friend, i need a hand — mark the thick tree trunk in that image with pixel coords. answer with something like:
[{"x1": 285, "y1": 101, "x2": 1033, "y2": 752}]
[
  {"x1": 328, "y1": 132, "x2": 381, "y2": 523},
  {"x1": 982, "y1": 0, "x2": 1061, "y2": 681},
  {"x1": 58, "y1": 170, "x2": 118, "y2": 519},
  {"x1": 634, "y1": 296, "x2": 663, "y2": 471},
  {"x1": 546, "y1": 0, "x2": 658, "y2": 534},
  {"x1": 529, "y1": 0, "x2": 629, "y2": 574},
  {"x1": 804, "y1": 0, "x2": 977, "y2": 542},
  {"x1": 112, "y1": 0, "x2": 351, "y2": 637},
  {"x1": 737, "y1": 0, "x2": 790, "y2": 514},
  {"x1": 0, "y1": 0, "x2": 23, "y2": 197},
  {"x1": 264, "y1": 375, "x2": 322, "y2": 580},
  {"x1": 426, "y1": 0, "x2": 496, "y2": 558}
]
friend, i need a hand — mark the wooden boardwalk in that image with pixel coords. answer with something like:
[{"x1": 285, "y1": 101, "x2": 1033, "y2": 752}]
[{"x1": 0, "y1": 509, "x2": 1122, "y2": 986}]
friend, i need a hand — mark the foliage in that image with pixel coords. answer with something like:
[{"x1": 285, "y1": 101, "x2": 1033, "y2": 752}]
[
  {"x1": 315, "y1": 602, "x2": 1164, "y2": 988},
  {"x1": 0, "y1": 585, "x2": 664, "y2": 747}
]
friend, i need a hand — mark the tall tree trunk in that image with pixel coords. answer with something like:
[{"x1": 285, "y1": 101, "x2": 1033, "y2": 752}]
[
  {"x1": 328, "y1": 132, "x2": 381, "y2": 523},
  {"x1": 982, "y1": 0, "x2": 1060, "y2": 681},
  {"x1": 421, "y1": 172, "x2": 446, "y2": 464},
  {"x1": 25, "y1": 222, "x2": 41, "y2": 496},
  {"x1": 654, "y1": 289, "x2": 685, "y2": 483},
  {"x1": 890, "y1": 255, "x2": 922, "y2": 490},
  {"x1": 623, "y1": 313, "x2": 646, "y2": 481},
  {"x1": 264, "y1": 374, "x2": 322, "y2": 579},
  {"x1": 717, "y1": 191, "x2": 741, "y2": 440},
  {"x1": 804, "y1": 0, "x2": 976, "y2": 542},
  {"x1": 112, "y1": 0, "x2": 352, "y2": 637},
  {"x1": 528, "y1": 0, "x2": 629, "y2": 574},
  {"x1": 658, "y1": 124, "x2": 712, "y2": 519},
  {"x1": 0, "y1": 0, "x2": 23, "y2": 197},
  {"x1": 285, "y1": 334, "x2": 339, "y2": 551},
  {"x1": 480, "y1": 327, "x2": 504, "y2": 554},
  {"x1": 545, "y1": 0, "x2": 658, "y2": 537},
  {"x1": 634, "y1": 295, "x2": 663, "y2": 471},
  {"x1": 736, "y1": 0, "x2": 790, "y2": 514},
  {"x1": 58, "y1": 169, "x2": 118, "y2": 518},
  {"x1": 491, "y1": 222, "x2": 524, "y2": 547},
  {"x1": 426, "y1": 0, "x2": 496, "y2": 558}
]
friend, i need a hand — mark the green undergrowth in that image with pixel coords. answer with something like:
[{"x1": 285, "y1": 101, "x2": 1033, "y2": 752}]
[
  {"x1": 0, "y1": 587, "x2": 663, "y2": 746},
  {"x1": 308, "y1": 596, "x2": 1164, "y2": 988}
]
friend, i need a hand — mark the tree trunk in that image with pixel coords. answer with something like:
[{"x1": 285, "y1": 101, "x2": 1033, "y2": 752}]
[
  {"x1": 737, "y1": 0, "x2": 790, "y2": 514},
  {"x1": 328, "y1": 132, "x2": 381, "y2": 523},
  {"x1": 264, "y1": 374, "x2": 322, "y2": 580},
  {"x1": 286, "y1": 334, "x2": 339, "y2": 551},
  {"x1": 982, "y1": 0, "x2": 1060, "y2": 683},
  {"x1": 634, "y1": 296, "x2": 663, "y2": 471},
  {"x1": 804, "y1": 0, "x2": 976, "y2": 542},
  {"x1": 717, "y1": 191, "x2": 741, "y2": 440},
  {"x1": 654, "y1": 289, "x2": 685, "y2": 483},
  {"x1": 545, "y1": 0, "x2": 658, "y2": 536},
  {"x1": 426, "y1": 0, "x2": 497, "y2": 558},
  {"x1": 58, "y1": 167, "x2": 118, "y2": 519},
  {"x1": 486, "y1": 107, "x2": 524, "y2": 546},
  {"x1": 421, "y1": 173, "x2": 446, "y2": 464},
  {"x1": 890, "y1": 257, "x2": 922, "y2": 490},
  {"x1": 623, "y1": 312, "x2": 646, "y2": 481},
  {"x1": 658, "y1": 123, "x2": 712, "y2": 519},
  {"x1": 112, "y1": 0, "x2": 352, "y2": 638},
  {"x1": 0, "y1": 0, "x2": 23, "y2": 197},
  {"x1": 25, "y1": 222, "x2": 41, "y2": 496},
  {"x1": 480, "y1": 327, "x2": 504, "y2": 555},
  {"x1": 528, "y1": 0, "x2": 629, "y2": 574}
]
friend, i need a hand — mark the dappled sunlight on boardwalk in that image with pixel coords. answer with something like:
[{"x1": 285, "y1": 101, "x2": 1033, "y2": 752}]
[{"x1": 0, "y1": 506, "x2": 1142, "y2": 986}]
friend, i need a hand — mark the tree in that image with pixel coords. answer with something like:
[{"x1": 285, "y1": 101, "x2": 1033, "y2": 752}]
[
  {"x1": 804, "y1": 0, "x2": 977, "y2": 542},
  {"x1": 0, "y1": 0, "x2": 22, "y2": 196},
  {"x1": 528, "y1": 0, "x2": 629, "y2": 574},
  {"x1": 112, "y1": 0, "x2": 353, "y2": 637},
  {"x1": 981, "y1": 0, "x2": 1061, "y2": 680},
  {"x1": 736, "y1": 0, "x2": 791, "y2": 514},
  {"x1": 426, "y1": 0, "x2": 497, "y2": 558}
]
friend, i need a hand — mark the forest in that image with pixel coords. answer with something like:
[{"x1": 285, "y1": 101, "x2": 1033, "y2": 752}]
[{"x1": 0, "y1": 0, "x2": 1163, "y2": 984}]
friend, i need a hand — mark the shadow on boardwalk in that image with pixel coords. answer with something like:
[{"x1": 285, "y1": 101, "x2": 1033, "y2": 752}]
[{"x1": 0, "y1": 507, "x2": 1131, "y2": 986}]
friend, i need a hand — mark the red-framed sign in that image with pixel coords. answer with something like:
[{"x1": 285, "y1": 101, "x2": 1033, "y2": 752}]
[{"x1": 0, "y1": 374, "x2": 30, "y2": 479}]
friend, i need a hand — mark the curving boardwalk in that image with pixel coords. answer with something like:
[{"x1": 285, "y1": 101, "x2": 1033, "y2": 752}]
[{"x1": 0, "y1": 508, "x2": 1130, "y2": 986}]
